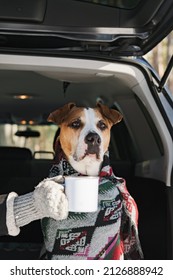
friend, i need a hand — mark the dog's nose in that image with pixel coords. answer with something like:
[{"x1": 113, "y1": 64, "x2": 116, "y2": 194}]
[{"x1": 85, "y1": 132, "x2": 101, "y2": 146}]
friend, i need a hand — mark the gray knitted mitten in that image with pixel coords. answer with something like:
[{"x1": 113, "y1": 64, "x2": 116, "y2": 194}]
[{"x1": 6, "y1": 176, "x2": 68, "y2": 236}]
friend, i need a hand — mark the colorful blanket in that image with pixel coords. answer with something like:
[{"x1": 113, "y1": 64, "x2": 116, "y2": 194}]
[{"x1": 41, "y1": 141, "x2": 143, "y2": 260}]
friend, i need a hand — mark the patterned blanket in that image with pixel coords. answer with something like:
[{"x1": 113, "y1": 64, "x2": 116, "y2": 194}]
[{"x1": 41, "y1": 141, "x2": 143, "y2": 260}]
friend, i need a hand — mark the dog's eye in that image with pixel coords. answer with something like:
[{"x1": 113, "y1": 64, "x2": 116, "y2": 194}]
[
  {"x1": 97, "y1": 120, "x2": 107, "y2": 131},
  {"x1": 69, "y1": 119, "x2": 81, "y2": 129}
]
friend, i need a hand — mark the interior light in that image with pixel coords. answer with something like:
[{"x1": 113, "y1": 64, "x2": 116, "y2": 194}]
[
  {"x1": 29, "y1": 120, "x2": 35, "y2": 125},
  {"x1": 20, "y1": 120, "x2": 27, "y2": 125},
  {"x1": 96, "y1": 73, "x2": 114, "y2": 77},
  {"x1": 14, "y1": 94, "x2": 33, "y2": 100}
]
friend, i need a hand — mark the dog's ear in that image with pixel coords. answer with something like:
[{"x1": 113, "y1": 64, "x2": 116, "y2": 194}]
[
  {"x1": 47, "y1": 103, "x2": 76, "y2": 124},
  {"x1": 96, "y1": 102, "x2": 123, "y2": 125}
]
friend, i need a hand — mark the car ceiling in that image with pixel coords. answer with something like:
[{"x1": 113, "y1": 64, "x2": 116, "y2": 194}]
[{"x1": 0, "y1": 69, "x2": 130, "y2": 124}]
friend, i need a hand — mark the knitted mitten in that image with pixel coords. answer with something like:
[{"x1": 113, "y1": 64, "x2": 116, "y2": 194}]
[{"x1": 6, "y1": 176, "x2": 68, "y2": 236}]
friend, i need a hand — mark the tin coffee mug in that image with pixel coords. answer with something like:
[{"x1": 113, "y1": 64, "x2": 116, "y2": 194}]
[{"x1": 65, "y1": 176, "x2": 99, "y2": 212}]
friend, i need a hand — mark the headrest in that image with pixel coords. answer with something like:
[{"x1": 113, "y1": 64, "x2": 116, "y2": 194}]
[{"x1": 0, "y1": 147, "x2": 32, "y2": 160}]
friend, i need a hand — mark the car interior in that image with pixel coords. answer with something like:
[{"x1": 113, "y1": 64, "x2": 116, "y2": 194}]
[{"x1": 0, "y1": 54, "x2": 172, "y2": 260}]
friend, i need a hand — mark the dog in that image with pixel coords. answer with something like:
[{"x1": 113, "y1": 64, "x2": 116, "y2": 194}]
[
  {"x1": 48, "y1": 102, "x2": 122, "y2": 176},
  {"x1": 41, "y1": 102, "x2": 142, "y2": 260}
]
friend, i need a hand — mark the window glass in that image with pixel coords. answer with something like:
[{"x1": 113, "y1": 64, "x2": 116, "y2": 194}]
[
  {"x1": 144, "y1": 32, "x2": 173, "y2": 94},
  {"x1": 0, "y1": 124, "x2": 58, "y2": 158}
]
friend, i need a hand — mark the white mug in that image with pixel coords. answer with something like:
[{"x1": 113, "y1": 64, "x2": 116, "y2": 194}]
[{"x1": 65, "y1": 176, "x2": 99, "y2": 212}]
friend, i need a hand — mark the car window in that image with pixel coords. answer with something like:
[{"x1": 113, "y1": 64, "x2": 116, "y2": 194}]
[
  {"x1": 144, "y1": 31, "x2": 173, "y2": 94},
  {"x1": 0, "y1": 124, "x2": 58, "y2": 158}
]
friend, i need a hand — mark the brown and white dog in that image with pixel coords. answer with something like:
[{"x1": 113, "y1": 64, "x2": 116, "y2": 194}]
[
  {"x1": 43, "y1": 103, "x2": 142, "y2": 260},
  {"x1": 48, "y1": 102, "x2": 122, "y2": 176}
]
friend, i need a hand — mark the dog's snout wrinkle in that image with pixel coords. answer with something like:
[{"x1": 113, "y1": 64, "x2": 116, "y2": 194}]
[{"x1": 85, "y1": 132, "x2": 101, "y2": 146}]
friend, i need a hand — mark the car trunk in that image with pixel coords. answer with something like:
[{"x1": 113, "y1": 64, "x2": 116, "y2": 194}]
[
  {"x1": 0, "y1": 0, "x2": 172, "y2": 260},
  {"x1": 0, "y1": 54, "x2": 172, "y2": 259},
  {"x1": 0, "y1": 0, "x2": 173, "y2": 56}
]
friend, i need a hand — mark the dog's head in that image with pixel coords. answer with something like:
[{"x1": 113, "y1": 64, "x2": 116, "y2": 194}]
[{"x1": 48, "y1": 103, "x2": 122, "y2": 175}]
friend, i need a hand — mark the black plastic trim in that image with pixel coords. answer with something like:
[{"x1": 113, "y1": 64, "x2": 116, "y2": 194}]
[
  {"x1": 134, "y1": 94, "x2": 164, "y2": 156},
  {"x1": 0, "y1": 0, "x2": 47, "y2": 23}
]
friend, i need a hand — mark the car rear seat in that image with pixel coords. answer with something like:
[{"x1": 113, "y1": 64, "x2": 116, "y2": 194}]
[
  {"x1": 31, "y1": 158, "x2": 53, "y2": 182},
  {"x1": 0, "y1": 147, "x2": 53, "y2": 259},
  {"x1": 0, "y1": 147, "x2": 32, "y2": 195},
  {"x1": 0, "y1": 147, "x2": 53, "y2": 194},
  {"x1": 128, "y1": 177, "x2": 167, "y2": 260}
]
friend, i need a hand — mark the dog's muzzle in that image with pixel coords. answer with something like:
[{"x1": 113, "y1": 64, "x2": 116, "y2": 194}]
[{"x1": 84, "y1": 132, "x2": 101, "y2": 157}]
